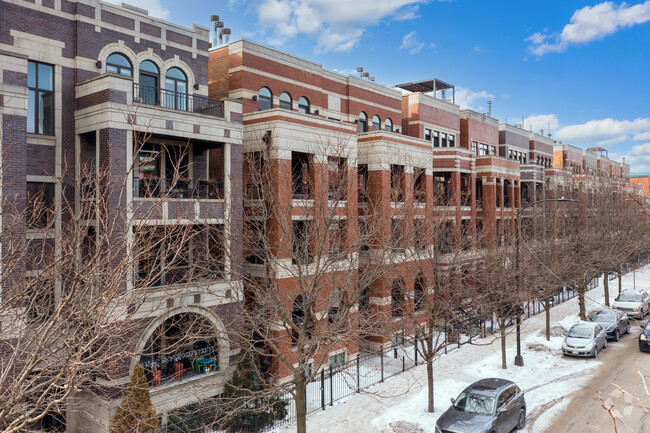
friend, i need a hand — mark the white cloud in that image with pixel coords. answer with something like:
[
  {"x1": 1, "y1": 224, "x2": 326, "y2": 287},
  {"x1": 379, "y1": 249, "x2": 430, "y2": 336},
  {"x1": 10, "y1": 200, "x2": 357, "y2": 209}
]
[
  {"x1": 527, "y1": 1, "x2": 650, "y2": 56},
  {"x1": 400, "y1": 31, "x2": 425, "y2": 54},
  {"x1": 616, "y1": 142, "x2": 650, "y2": 173},
  {"x1": 255, "y1": 0, "x2": 427, "y2": 52},
  {"x1": 555, "y1": 117, "x2": 650, "y2": 146},
  {"x1": 105, "y1": 0, "x2": 170, "y2": 20},
  {"x1": 523, "y1": 114, "x2": 560, "y2": 136},
  {"x1": 454, "y1": 87, "x2": 495, "y2": 110}
]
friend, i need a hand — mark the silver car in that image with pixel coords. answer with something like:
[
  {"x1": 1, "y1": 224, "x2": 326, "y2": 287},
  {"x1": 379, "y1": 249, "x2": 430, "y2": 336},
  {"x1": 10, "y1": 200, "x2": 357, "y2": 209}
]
[
  {"x1": 562, "y1": 322, "x2": 608, "y2": 358},
  {"x1": 612, "y1": 290, "x2": 650, "y2": 320},
  {"x1": 435, "y1": 378, "x2": 526, "y2": 433}
]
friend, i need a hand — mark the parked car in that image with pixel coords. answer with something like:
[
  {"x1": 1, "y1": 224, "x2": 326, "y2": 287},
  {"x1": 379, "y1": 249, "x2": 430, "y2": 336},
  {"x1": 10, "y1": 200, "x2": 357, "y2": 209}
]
[
  {"x1": 435, "y1": 378, "x2": 526, "y2": 433},
  {"x1": 612, "y1": 289, "x2": 650, "y2": 320},
  {"x1": 562, "y1": 322, "x2": 608, "y2": 358},
  {"x1": 639, "y1": 321, "x2": 650, "y2": 352},
  {"x1": 591, "y1": 309, "x2": 630, "y2": 341}
]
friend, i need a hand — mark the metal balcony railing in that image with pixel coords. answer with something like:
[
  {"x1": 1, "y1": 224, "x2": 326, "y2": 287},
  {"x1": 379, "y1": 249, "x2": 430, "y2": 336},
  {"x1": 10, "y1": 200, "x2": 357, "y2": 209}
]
[
  {"x1": 133, "y1": 83, "x2": 224, "y2": 117},
  {"x1": 292, "y1": 182, "x2": 311, "y2": 199},
  {"x1": 133, "y1": 178, "x2": 223, "y2": 199}
]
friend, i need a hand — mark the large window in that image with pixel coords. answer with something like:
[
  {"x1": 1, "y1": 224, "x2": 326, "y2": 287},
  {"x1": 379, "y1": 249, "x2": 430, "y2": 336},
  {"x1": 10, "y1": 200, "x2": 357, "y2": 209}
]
[
  {"x1": 372, "y1": 115, "x2": 381, "y2": 131},
  {"x1": 358, "y1": 112, "x2": 368, "y2": 133},
  {"x1": 433, "y1": 131, "x2": 439, "y2": 147},
  {"x1": 259, "y1": 87, "x2": 273, "y2": 111},
  {"x1": 385, "y1": 118, "x2": 393, "y2": 132},
  {"x1": 298, "y1": 96, "x2": 310, "y2": 114},
  {"x1": 279, "y1": 92, "x2": 292, "y2": 110},
  {"x1": 106, "y1": 53, "x2": 132, "y2": 77},
  {"x1": 27, "y1": 61, "x2": 54, "y2": 135},
  {"x1": 165, "y1": 67, "x2": 187, "y2": 110},
  {"x1": 26, "y1": 182, "x2": 55, "y2": 228},
  {"x1": 138, "y1": 60, "x2": 159, "y2": 105}
]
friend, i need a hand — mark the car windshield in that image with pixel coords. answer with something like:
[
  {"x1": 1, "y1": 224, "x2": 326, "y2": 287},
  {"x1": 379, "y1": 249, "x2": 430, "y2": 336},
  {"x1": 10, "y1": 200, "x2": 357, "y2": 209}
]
[
  {"x1": 592, "y1": 313, "x2": 616, "y2": 323},
  {"x1": 568, "y1": 326, "x2": 593, "y2": 338},
  {"x1": 453, "y1": 391, "x2": 495, "y2": 415},
  {"x1": 616, "y1": 293, "x2": 642, "y2": 303},
  {"x1": 645, "y1": 322, "x2": 650, "y2": 331}
]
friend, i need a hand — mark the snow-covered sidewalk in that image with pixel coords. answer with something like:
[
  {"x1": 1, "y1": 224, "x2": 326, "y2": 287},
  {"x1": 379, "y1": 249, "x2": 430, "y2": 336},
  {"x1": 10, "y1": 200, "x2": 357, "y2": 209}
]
[{"x1": 275, "y1": 266, "x2": 648, "y2": 433}]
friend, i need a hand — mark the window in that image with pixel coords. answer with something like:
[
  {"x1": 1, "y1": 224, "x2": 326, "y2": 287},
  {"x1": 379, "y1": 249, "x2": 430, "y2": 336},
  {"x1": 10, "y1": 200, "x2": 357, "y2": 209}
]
[
  {"x1": 27, "y1": 61, "x2": 54, "y2": 135},
  {"x1": 26, "y1": 182, "x2": 55, "y2": 228},
  {"x1": 329, "y1": 352, "x2": 346, "y2": 368},
  {"x1": 472, "y1": 141, "x2": 478, "y2": 155},
  {"x1": 298, "y1": 96, "x2": 310, "y2": 114},
  {"x1": 490, "y1": 146, "x2": 497, "y2": 155},
  {"x1": 372, "y1": 115, "x2": 381, "y2": 131},
  {"x1": 106, "y1": 53, "x2": 132, "y2": 76},
  {"x1": 441, "y1": 132, "x2": 448, "y2": 147},
  {"x1": 164, "y1": 67, "x2": 187, "y2": 110},
  {"x1": 385, "y1": 118, "x2": 393, "y2": 132},
  {"x1": 138, "y1": 60, "x2": 159, "y2": 105},
  {"x1": 391, "y1": 279, "x2": 405, "y2": 317},
  {"x1": 414, "y1": 274, "x2": 426, "y2": 311},
  {"x1": 433, "y1": 131, "x2": 440, "y2": 147},
  {"x1": 279, "y1": 91, "x2": 292, "y2": 110},
  {"x1": 358, "y1": 112, "x2": 368, "y2": 133},
  {"x1": 425, "y1": 129, "x2": 432, "y2": 141},
  {"x1": 509, "y1": 149, "x2": 513, "y2": 159},
  {"x1": 258, "y1": 86, "x2": 273, "y2": 111},
  {"x1": 448, "y1": 134, "x2": 455, "y2": 147}
]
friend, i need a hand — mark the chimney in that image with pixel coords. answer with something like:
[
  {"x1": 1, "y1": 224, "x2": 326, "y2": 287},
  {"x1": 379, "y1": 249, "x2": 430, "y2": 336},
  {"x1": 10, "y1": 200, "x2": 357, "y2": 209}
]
[
  {"x1": 222, "y1": 28, "x2": 231, "y2": 45},
  {"x1": 210, "y1": 15, "x2": 220, "y2": 47},
  {"x1": 487, "y1": 100, "x2": 492, "y2": 117}
]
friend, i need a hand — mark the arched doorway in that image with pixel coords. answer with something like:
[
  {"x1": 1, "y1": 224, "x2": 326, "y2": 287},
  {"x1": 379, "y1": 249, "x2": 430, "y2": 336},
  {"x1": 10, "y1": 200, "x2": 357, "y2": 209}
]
[{"x1": 139, "y1": 312, "x2": 220, "y2": 387}]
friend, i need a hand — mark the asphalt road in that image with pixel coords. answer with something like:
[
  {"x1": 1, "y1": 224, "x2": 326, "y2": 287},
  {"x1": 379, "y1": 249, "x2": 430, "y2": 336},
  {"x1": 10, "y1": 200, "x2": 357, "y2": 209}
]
[{"x1": 542, "y1": 321, "x2": 650, "y2": 433}]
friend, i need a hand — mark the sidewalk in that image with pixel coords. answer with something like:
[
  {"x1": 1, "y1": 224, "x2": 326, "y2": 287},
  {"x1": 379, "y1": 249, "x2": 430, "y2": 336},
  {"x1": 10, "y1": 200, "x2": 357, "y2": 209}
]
[{"x1": 275, "y1": 267, "x2": 648, "y2": 433}]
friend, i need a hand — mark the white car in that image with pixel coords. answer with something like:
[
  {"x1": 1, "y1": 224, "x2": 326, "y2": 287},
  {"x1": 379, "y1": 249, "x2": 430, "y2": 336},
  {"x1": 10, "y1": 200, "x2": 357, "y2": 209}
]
[{"x1": 612, "y1": 290, "x2": 650, "y2": 320}]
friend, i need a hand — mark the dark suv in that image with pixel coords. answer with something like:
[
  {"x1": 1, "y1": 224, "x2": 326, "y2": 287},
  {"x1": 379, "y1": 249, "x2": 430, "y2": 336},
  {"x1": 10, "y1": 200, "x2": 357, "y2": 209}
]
[
  {"x1": 436, "y1": 378, "x2": 526, "y2": 433},
  {"x1": 640, "y1": 321, "x2": 650, "y2": 352}
]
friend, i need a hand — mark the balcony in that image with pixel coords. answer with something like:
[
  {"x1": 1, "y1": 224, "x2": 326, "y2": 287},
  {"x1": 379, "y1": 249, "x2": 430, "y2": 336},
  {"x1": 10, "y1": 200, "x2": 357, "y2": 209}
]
[
  {"x1": 133, "y1": 178, "x2": 223, "y2": 199},
  {"x1": 133, "y1": 83, "x2": 224, "y2": 117},
  {"x1": 292, "y1": 182, "x2": 311, "y2": 199}
]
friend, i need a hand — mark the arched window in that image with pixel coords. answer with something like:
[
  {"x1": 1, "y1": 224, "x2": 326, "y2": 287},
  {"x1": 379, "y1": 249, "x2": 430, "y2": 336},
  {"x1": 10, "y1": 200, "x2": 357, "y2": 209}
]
[
  {"x1": 372, "y1": 115, "x2": 381, "y2": 131},
  {"x1": 106, "y1": 53, "x2": 132, "y2": 77},
  {"x1": 414, "y1": 274, "x2": 425, "y2": 311},
  {"x1": 259, "y1": 87, "x2": 273, "y2": 111},
  {"x1": 358, "y1": 112, "x2": 368, "y2": 133},
  {"x1": 165, "y1": 67, "x2": 187, "y2": 110},
  {"x1": 279, "y1": 92, "x2": 292, "y2": 110},
  {"x1": 385, "y1": 118, "x2": 393, "y2": 132},
  {"x1": 138, "y1": 60, "x2": 159, "y2": 105},
  {"x1": 391, "y1": 278, "x2": 405, "y2": 317},
  {"x1": 298, "y1": 96, "x2": 310, "y2": 114}
]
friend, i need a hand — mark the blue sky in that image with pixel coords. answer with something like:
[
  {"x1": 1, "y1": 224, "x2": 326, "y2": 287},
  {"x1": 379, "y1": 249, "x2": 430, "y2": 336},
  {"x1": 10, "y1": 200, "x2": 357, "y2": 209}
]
[{"x1": 114, "y1": 0, "x2": 650, "y2": 174}]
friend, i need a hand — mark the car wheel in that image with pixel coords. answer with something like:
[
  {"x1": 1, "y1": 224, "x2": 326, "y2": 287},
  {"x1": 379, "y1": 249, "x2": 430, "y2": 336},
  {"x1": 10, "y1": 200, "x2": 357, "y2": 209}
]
[
  {"x1": 593, "y1": 346, "x2": 599, "y2": 358},
  {"x1": 517, "y1": 408, "x2": 526, "y2": 429},
  {"x1": 626, "y1": 323, "x2": 631, "y2": 334},
  {"x1": 614, "y1": 330, "x2": 620, "y2": 341},
  {"x1": 604, "y1": 339, "x2": 608, "y2": 349}
]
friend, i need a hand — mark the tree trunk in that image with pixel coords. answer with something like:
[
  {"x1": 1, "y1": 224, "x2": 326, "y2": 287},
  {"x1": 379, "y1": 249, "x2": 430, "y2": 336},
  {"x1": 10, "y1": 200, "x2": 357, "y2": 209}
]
[
  {"x1": 427, "y1": 359, "x2": 434, "y2": 413},
  {"x1": 603, "y1": 271, "x2": 609, "y2": 307},
  {"x1": 578, "y1": 282, "x2": 587, "y2": 321},
  {"x1": 544, "y1": 298, "x2": 551, "y2": 341},
  {"x1": 618, "y1": 269, "x2": 622, "y2": 295},
  {"x1": 295, "y1": 375, "x2": 307, "y2": 433},
  {"x1": 501, "y1": 327, "x2": 507, "y2": 369}
]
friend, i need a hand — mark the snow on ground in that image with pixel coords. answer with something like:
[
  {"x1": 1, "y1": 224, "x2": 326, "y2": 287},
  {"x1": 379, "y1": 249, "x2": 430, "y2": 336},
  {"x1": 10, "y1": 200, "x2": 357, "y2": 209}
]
[{"x1": 278, "y1": 265, "x2": 650, "y2": 433}]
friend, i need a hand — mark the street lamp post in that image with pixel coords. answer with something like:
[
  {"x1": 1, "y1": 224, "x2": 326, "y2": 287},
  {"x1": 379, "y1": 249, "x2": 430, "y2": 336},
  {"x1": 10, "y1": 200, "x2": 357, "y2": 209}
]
[{"x1": 514, "y1": 197, "x2": 578, "y2": 367}]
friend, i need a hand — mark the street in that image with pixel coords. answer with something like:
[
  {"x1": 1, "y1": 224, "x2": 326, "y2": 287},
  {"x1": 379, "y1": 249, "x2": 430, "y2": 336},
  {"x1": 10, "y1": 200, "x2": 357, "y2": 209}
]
[{"x1": 540, "y1": 321, "x2": 650, "y2": 433}]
